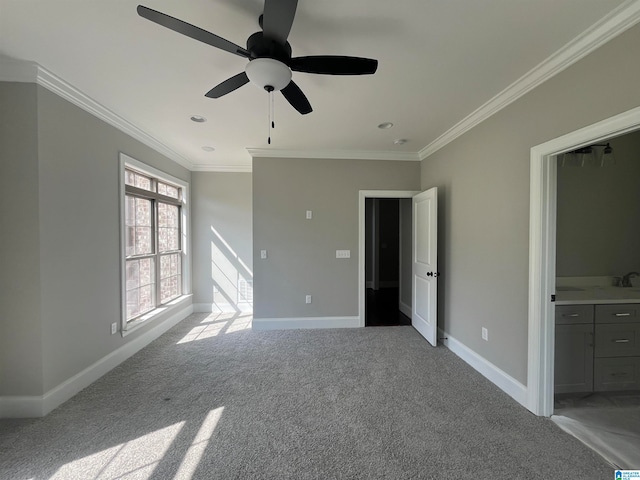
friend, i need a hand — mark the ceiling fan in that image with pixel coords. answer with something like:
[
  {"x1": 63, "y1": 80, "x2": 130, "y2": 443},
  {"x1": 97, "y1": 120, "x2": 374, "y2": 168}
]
[{"x1": 137, "y1": 0, "x2": 378, "y2": 115}]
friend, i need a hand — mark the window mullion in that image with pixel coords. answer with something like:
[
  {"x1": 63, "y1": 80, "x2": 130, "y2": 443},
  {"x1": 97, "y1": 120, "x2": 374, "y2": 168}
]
[
  {"x1": 126, "y1": 253, "x2": 155, "y2": 261},
  {"x1": 153, "y1": 199, "x2": 161, "y2": 309}
]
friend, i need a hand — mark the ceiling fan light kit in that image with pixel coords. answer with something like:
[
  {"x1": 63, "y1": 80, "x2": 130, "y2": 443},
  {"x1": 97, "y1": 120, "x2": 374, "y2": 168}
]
[
  {"x1": 245, "y1": 58, "x2": 292, "y2": 92},
  {"x1": 137, "y1": 0, "x2": 378, "y2": 120}
]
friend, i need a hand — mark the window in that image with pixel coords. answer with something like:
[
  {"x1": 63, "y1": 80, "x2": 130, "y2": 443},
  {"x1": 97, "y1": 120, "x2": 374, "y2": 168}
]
[{"x1": 120, "y1": 154, "x2": 189, "y2": 330}]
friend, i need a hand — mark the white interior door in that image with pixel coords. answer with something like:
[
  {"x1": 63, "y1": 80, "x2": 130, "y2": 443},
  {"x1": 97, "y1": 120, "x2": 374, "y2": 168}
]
[{"x1": 412, "y1": 187, "x2": 438, "y2": 346}]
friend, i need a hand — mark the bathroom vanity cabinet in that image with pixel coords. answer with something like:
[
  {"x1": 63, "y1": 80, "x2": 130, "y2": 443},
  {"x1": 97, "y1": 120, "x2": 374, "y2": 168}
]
[{"x1": 555, "y1": 303, "x2": 640, "y2": 394}]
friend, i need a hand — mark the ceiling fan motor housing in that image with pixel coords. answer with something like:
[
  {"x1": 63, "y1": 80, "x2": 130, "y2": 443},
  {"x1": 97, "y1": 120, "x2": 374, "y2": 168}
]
[{"x1": 247, "y1": 31, "x2": 292, "y2": 62}]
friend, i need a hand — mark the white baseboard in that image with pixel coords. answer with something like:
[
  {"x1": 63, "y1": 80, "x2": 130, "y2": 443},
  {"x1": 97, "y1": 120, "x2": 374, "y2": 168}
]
[
  {"x1": 193, "y1": 303, "x2": 253, "y2": 313},
  {"x1": 252, "y1": 316, "x2": 360, "y2": 331},
  {"x1": 0, "y1": 303, "x2": 193, "y2": 419},
  {"x1": 399, "y1": 301, "x2": 412, "y2": 318},
  {"x1": 438, "y1": 329, "x2": 528, "y2": 408}
]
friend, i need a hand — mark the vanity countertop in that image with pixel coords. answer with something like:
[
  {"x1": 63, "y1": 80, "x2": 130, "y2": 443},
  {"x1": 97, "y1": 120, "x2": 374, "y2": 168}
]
[{"x1": 555, "y1": 285, "x2": 640, "y2": 305}]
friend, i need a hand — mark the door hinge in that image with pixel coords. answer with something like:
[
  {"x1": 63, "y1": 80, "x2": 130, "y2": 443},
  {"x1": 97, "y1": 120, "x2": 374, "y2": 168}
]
[{"x1": 551, "y1": 294, "x2": 556, "y2": 302}]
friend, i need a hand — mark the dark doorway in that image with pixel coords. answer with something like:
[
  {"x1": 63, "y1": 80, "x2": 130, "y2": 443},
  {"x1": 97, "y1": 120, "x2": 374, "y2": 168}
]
[
  {"x1": 365, "y1": 198, "x2": 412, "y2": 326},
  {"x1": 366, "y1": 287, "x2": 411, "y2": 326}
]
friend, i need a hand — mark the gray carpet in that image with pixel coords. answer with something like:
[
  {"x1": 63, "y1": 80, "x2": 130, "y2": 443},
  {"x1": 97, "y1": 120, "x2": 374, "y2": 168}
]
[{"x1": 0, "y1": 312, "x2": 613, "y2": 479}]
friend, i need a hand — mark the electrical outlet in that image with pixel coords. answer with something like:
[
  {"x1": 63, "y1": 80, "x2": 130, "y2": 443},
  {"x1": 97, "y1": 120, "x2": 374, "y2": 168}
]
[
  {"x1": 481, "y1": 327, "x2": 488, "y2": 341},
  {"x1": 260, "y1": 250, "x2": 267, "y2": 259},
  {"x1": 306, "y1": 210, "x2": 313, "y2": 219},
  {"x1": 111, "y1": 322, "x2": 118, "y2": 335},
  {"x1": 306, "y1": 295, "x2": 312, "y2": 304},
  {"x1": 336, "y1": 250, "x2": 351, "y2": 258}
]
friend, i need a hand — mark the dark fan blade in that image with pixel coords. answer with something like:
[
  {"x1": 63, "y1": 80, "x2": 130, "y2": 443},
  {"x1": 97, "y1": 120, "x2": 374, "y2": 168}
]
[
  {"x1": 137, "y1": 5, "x2": 250, "y2": 58},
  {"x1": 281, "y1": 81, "x2": 312, "y2": 115},
  {"x1": 205, "y1": 72, "x2": 250, "y2": 98},
  {"x1": 262, "y1": 0, "x2": 298, "y2": 44},
  {"x1": 290, "y1": 56, "x2": 378, "y2": 75}
]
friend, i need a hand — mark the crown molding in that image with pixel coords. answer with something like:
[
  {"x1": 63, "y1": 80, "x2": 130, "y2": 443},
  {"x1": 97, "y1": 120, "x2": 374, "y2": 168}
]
[
  {"x1": 191, "y1": 164, "x2": 252, "y2": 173},
  {"x1": 0, "y1": 59, "x2": 195, "y2": 171},
  {"x1": 418, "y1": 0, "x2": 640, "y2": 160},
  {"x1": 247, "y1": 148, "x2": 420, "y2": 161}
]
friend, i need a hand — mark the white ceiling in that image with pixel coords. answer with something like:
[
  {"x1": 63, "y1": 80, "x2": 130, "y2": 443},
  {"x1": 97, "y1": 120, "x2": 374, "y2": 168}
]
[{"x1": 0, "y1": 0, "x2": 634, "y2": 170}]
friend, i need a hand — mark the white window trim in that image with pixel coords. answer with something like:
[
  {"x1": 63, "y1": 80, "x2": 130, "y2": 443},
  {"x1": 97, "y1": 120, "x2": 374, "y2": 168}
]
[{"x1": 119, "y1": 152, "x2": 191, "y2": 336}]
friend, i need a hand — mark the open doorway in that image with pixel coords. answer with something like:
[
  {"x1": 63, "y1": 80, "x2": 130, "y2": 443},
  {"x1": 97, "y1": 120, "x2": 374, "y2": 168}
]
[
  {"x1": 551, "y1": 129, "x2": 640, "y2": 469},
  {"x1": 357, "y1": 190, "x2": 420, "y2": 329},
  {"x1": 528, "y1": 106, "x2": 640, "y2": 467},
  {"x1": 364, "y1": 198, "x2": 412, "y2": 326},
  {"x1": 528, "y1": 105, "x2": 640, "y2": 416}
]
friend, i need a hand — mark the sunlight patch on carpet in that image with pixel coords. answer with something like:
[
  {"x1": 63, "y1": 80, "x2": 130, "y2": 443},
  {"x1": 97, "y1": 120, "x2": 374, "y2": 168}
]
[
  {"x1": 50, "y1": 422, "x2": 185, "y2": 480},
  {"x1": 174, "y1": 407, "x2": 225, "y2": 479},
  {"x1": 177, "y1": 313, "x2": 252, "y2": 343}
]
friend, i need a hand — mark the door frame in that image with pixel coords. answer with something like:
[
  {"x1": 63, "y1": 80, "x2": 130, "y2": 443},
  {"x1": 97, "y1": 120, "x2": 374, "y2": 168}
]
[
  {"x1": 358, "y1": 190, "x2": 419, "y2": 327},
  {"x1": 527, "y1": 105, "x2": 640, "y2": 416}
]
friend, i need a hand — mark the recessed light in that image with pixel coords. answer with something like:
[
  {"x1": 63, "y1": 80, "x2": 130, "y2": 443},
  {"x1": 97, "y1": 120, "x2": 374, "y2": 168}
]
[
  {"x1": 378, "y1": 122, "x2": 394, "y2": 129},
  {"x1": 190, "y1": 115, "x2": 207, "y2": 123},
  {"x1": 201, "y1": 146, "x2": 215, "y2": 152},
  {"x1": 393, "y1": 138, "x2": 408, "y2": 145}
]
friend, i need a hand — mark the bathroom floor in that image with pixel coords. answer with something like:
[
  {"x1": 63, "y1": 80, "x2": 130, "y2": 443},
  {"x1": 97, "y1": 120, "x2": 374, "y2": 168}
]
[{"x1": 552, "y1": 392, "x2": 640, "y2": 469}]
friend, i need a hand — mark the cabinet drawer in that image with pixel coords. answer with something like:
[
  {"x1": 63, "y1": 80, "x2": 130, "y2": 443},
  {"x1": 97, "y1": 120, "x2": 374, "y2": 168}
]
[
  {"x1": 594, "y1": 357, "x2": 640, "y2": 391},
  {"x1": 594, "y1": 323, "x2": 640, "y2": 358},
  {"x1": 555, "y1": 305, "x2": 594, "y2": 325},
  {"x1": 595, "y1": 304, "x2": 640, "y2": 324}
]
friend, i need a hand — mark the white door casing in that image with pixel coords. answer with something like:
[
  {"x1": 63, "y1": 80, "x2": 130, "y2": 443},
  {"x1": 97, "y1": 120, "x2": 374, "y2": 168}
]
[{"x1": 412, "y1": 187, "x2": 438, "y2": 346}]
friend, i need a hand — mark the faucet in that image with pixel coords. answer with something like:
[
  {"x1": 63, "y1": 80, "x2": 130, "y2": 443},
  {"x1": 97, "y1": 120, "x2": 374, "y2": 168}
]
[{"x1": 621, "y1": 272, "x2": 639, "y2": 287}]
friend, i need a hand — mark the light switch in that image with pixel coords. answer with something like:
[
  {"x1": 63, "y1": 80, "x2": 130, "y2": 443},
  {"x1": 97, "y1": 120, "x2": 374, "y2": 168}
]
[
  {"x1": 306, "y1": 210, "x2": 313, "y2": 219},
  {"x1": 260, "y1": 250, "x2": 267, "y2": 259},
  {"x1": 306, "y1": 295, "x2": 312, "y2": 304},
  {"x1": 336, "y1": 250, "x2": 351, "y2": 258}
]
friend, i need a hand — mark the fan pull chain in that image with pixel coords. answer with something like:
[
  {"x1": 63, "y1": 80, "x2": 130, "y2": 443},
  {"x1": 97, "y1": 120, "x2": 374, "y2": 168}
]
[
  {"x1": 267, "y1": 89, "x2": 277, "y2": 145},
  {"x1": 267, "y1": 90, "x2": 271, "y2": 145}
]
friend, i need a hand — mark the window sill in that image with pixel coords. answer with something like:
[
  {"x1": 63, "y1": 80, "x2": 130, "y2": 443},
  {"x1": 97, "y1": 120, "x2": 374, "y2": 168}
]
[{"x1": 122, "y1": 294, "x2": 192, "y2": 337}]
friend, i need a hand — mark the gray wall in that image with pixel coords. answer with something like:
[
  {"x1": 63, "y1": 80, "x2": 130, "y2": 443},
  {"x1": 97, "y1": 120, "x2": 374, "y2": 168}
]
[
  {"x1": 1, "y1": 82, "x2": 191, "y2": 396},
  {"x1": 420, "y1": 23, "x2": 640, "y2": 384},
  {"x1": 192, "y1": 172, "x2": 253, "y2": 310},
  {"x1": 556, "y1": 130, "x2": 640, "y2": 277},
  {"x1": 0, "y1": 83, "x2": 43, "y2": 396},
  {"x1": 253, "y1": 157, "x2": 421, "y2": 319}
]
